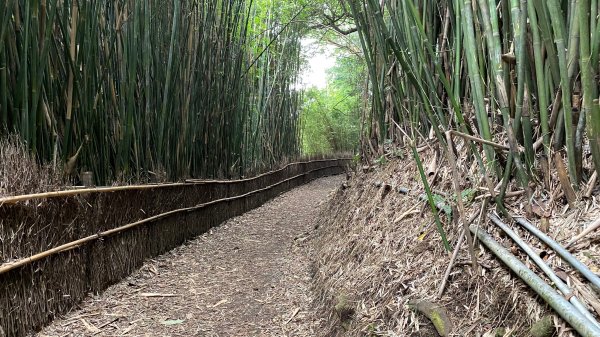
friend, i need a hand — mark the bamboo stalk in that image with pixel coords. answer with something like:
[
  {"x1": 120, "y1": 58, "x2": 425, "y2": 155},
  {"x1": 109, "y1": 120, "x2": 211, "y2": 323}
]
[
  {"x1": 445, "y1": 131, "x2": 478, "y2": 271},
  {"x1": 580, "y1": 0, "x2": 600, "y2": 177},
  {"x1": 449, "y1": 130, "x2": 509, "y2": 151},
  {"x1": 461, "y1": 0, "x2": 496, "y2": 175},
  {"x1": 63, "y1": 0, "x2": 79, "y2": 160},
  {"x1": 412, "y1": 142, "x2": 451, "y2": 252},
  {"x1": 527, "y1": 0, "x2": 551, "y2": 158},
  {"x1": 0, "y1": 1, "x2": 11, "y2": 131},
  {"x1": 547, "y1": 0, "x2": 579, "y2": 186}
]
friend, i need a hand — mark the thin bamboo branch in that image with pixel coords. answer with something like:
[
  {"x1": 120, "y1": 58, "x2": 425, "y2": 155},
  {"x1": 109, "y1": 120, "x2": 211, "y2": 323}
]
[
  {"x1": 445, "y1": 131, "x2": 478, "y2": 272},
  {"x1": 449, "y1": 130, "x2": 509, "y2": 151},
  {"x1": 565, "y1": 216, "x2": 600, "y2": 249},
  {"x1": 437, "y1": 201, "x2": 486, "y2": 298}
]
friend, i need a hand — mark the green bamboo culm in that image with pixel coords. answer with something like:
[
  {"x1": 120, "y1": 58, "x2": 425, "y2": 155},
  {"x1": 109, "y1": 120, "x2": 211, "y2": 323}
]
[
  {"x1": 0, "y1": 0, "x2": 303, "y2": 183},
  {"x1": 580, "y1": 0, "x2": 600, "y2": 177},
  {"x1": 412, "y1": 144, "x2": 451, "y2": 252},
  {"x1": 547, "y1": 0, "x2": 578, "y2": 185},
  {"x1": 346, "y1": 0, "x2": 600, "y2": 242}
]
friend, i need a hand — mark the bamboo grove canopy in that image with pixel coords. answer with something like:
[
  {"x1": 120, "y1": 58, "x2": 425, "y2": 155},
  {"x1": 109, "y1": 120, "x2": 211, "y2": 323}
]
[
  {"x1": 0, "y1": 0, "x2": 304, "y2": 183},
  {"x1": 348, "y1": 0, "x2": 600, "y2": 203}
]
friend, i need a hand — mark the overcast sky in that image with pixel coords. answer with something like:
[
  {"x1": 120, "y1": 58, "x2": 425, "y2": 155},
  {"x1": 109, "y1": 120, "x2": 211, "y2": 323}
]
[{"x1": 299, "y1": 39, "x2": 336, "y2": 89}]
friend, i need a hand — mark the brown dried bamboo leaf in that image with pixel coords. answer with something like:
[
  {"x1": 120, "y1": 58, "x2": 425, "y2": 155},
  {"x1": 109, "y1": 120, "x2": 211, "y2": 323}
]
[{"x1": 554, "y1": 153, "x2": 577, "y2": 206}]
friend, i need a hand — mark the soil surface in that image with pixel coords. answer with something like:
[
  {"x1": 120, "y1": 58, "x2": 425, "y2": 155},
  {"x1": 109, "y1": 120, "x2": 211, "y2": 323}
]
[{"x1": 37, "y1": 176, "x2": 343, "y2": 337}]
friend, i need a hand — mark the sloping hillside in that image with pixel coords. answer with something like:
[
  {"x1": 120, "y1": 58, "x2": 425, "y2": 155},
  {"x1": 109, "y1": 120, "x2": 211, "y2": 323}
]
[{"x1": 311, "y1": 149, "x2": 599, "y2": 336}]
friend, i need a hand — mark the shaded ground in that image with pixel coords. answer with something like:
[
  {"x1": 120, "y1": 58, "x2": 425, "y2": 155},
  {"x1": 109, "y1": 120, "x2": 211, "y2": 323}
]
[
  {"x1": 312, "y1": 152, "x2": 600, "y2": 337},
  {"x1": 37, "y1": 176, "x2": 343, "y2": 337},
  {"x1": 312, "y1": 160, "x2": 543, "y2": 336}
]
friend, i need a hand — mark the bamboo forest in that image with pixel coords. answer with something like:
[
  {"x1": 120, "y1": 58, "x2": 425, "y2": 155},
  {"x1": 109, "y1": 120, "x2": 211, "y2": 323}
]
[
  {"x1": 2, "y1": 0, "x2": 600, "y2": 336},
  {"x1": 0, "y1": 0, "x2": 361, "y2": 184}
]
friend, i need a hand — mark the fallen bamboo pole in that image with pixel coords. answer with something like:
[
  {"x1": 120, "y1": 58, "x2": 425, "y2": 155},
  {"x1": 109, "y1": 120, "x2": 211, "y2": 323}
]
[
  {"x1": 489, "y1": 213, "x2": 600, "y2": 328},
  {"x1": 0, "y1": 158, "x2": 349, "y2": 205},
  {"x1": 0, "y1": 164, "x2": 343, "y2": 275},
  {"x1": 449, "y1": 130, "x2": 510, "y2": 151},
  {"x1": 470, "y1": 224, "x2": 600, "y2": 337},
  {"x1": 513, "y1": 216, "x2": 600, "y2": 290},
  {"x1": 565, "y1": 216, "x2": 600, "y2": 249}
]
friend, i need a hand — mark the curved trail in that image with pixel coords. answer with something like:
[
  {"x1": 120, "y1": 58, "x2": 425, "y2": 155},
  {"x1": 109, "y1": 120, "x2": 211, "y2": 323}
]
[{"x1": 38, "y1": 176, "x2": 342, "y2": 337}]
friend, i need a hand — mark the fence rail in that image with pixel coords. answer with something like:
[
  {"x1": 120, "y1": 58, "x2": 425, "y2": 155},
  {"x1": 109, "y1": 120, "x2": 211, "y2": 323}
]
[{"x1": 0, "y1": 158, "x2": 350, "y2": 337}]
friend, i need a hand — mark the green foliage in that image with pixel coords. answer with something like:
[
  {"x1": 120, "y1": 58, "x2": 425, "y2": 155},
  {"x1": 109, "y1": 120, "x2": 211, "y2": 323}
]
[
  {"x1": 421, "y1": 189, "x2": 477, "y2": 222},
  {"x1": 0, "y1": 0, "x2": 305, "y2": 183},
  {"x1": 346, "y1": 0, "x2": 600, "y2": 212},
  {"x1": 460, "y1": 188, "x2": 477, "y2": 204},
  {"x1": 429, "y1": 194, "x2": 452, "y2": 218},
  {"x1": 300, "y1": 52, "x2": 363, "y2": 155},
  {"x1": 375, "y1": 155, "x2": 387, "y2": 165}
]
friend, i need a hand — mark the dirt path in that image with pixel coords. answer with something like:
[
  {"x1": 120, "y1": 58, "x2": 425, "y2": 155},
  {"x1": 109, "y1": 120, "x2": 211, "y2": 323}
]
[{"x1": 37, "y1": 176, "x2": 342, "y2": 337}]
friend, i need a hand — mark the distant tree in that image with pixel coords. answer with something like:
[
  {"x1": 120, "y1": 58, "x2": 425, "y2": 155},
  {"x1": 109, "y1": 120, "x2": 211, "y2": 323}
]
[{"x1": 300, "y1": 52, "x2": 365, "y2": 155}]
